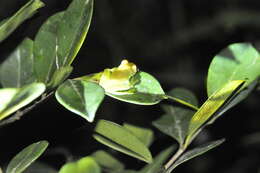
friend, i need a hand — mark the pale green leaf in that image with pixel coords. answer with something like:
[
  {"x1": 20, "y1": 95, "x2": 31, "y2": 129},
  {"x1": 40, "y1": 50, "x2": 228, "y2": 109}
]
[
  {"x1": 153, "y1": 105, "x2": 195, "y2": 145},
  {"x1": 59, "y1": 157, "x2": 101, "y2": 173},
  {"x1": 0, "y1": 83, "x2": 46, "y2": 121},
  {"x1": 6, "y1": 141, "x2": 49, "y2": 173},
  {"x1": 107, "y1": 72, "x2": 165, "y2": 105},
  {"x1": 0, "y1": 0, "x2": 44, "y2": 42},
  {"x1": 0, "y1": 88, "x2": 18, "y2": 113},
  {"x1": 93, "y1": 120, "x2": 153, "y2": 163},
  {"x1": 92, "y1": 150, "x2": 124, "y2": 172},
  {"x1": 123, "y1": 123, "x2": 154, "y2": 147},
  {"x1": 55, "y1": 79, "x2": 105, "y2": 122},
  {"x1": 186, "y1": 80, "x2": 244, "y2": 145},
  {"x1": 207, "y1": 43, "x2": 260, "y2": 96},
  {"x1": 0, "y1": 38, "x2": 35, "y2": 88},
  {"x1": 165, "y1": 139, "x2": 225, "y2": 173}
]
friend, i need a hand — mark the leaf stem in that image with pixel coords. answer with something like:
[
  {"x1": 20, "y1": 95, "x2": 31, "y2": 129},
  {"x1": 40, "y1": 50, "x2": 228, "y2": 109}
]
[
  {"x1": 0, "y1": 92, "x2": 54, "y2": 127},
  {"x1": 164, "y1": 146, "x2": 185, "y2": 173},
  {"x1": 166, "y1": 95, "x2": 199, "y2": 111}
]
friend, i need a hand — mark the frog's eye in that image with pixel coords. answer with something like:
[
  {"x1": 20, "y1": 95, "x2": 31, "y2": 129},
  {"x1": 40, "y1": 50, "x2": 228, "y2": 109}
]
[{"x1": 118, "y1": 59, "x2": 137, "y2": 72}]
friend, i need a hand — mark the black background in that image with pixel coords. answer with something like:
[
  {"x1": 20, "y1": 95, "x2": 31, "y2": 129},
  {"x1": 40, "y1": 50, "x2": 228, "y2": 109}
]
[{"x1": 1, "y1": 0, "x2": 260, "y2": 172}]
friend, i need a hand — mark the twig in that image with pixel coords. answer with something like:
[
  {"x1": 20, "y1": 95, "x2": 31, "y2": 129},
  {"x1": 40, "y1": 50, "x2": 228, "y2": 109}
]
[
  {"x1": 164, "y1": 147, "x2": 185, "y2": 173},
  {"x1": 0, "y1": 91, "x2": 54, "y2": 127},
  {"x1": 166, "y1": 95, "x2": 199, "y2": 111}
]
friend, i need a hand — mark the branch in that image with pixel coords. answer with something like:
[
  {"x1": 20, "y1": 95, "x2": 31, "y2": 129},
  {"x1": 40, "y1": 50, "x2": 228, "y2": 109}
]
[{"x1": 0, "y1": 91, "x2": 54, "y2": 127}]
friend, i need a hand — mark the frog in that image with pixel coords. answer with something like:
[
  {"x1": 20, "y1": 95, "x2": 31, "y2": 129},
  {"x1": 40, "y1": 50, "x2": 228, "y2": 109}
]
[{"x1": 98, "y1": 59, "x2": 139, "y2": 95}]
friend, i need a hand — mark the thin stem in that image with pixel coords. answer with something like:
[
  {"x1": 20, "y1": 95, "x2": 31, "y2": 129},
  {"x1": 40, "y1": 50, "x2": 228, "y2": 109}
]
[
  {"x1": 164, "y1": 147, "x2": 185, "y2": 171},
  {"x1": 0, "y1": 92, "x2": 54, "y2": 127},
  {"x1": 166, "y1": 95, "x2": 199, "y2": 111}
]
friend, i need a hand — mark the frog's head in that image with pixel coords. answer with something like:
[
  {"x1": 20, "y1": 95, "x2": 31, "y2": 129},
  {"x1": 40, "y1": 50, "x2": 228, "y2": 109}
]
[{"x1": 99, "y1": 59, "x2": 139, "y2": 95}]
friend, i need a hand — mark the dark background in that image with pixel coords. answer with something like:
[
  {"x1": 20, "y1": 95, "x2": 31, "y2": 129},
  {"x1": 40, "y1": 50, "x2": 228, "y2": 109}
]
[{"x1": 1, "y1": 0, "x2": 260, "y2": 172}]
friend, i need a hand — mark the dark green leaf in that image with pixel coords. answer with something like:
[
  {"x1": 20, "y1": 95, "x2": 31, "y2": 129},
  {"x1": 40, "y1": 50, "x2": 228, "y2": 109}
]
[
  {"x1": 59, "y1": 157, "x2": 101, "y2": 173},
  {"x1": 57, "y1": 0, "x2": 94, "y2": 66},
  {"x1": 0, "y1": 38, "x2": 35, "y2": 87},
  {"x1": 55, "y1": 79, "x2": 105, "y2": 122},
  {"x1": 207, "y1": 43, "x2": 260, "y2": 96},
  {"x1": 165, "y1": 139, "x2": 225, "y2": 173},
  {"x1": 6, "y1": 141, "x2": 49, "y2": 173},
  {"x1": 93, "y1": 120, "x2": 153, "y2": 163},
  {"x1": 0, "y1": 83, "x2": 46, "y2": 121},
  {"x1": 48, "y1": 66, "x2": 73, "y2": 88},
  {"x1": 34, "y1": 12, "x2": 64, "y2": 86},
  {"x1": 153, "y1": 105, "x2": 195, "y2": 145},
  {"x1": 139, "y1": 146, "x2": 175, "y2": 173},
  {"x1": 185, "y1": 80, "x2": 244, "y2": 145},
  {"x1": 123, "y1": 123, "x2": 154, "y2": 147},
  {"x1": 0, "y1": 0, "x2": 44, "y2": 42},
  {"x1": 167, "y1": 88, "x2": 199, "y2": 109},
  {"x1": 107, "y1": 72, "x2": 165, "y2": 105},
  {"x1": 92, "y1": 150, "x2": 124, "y2": 172}
]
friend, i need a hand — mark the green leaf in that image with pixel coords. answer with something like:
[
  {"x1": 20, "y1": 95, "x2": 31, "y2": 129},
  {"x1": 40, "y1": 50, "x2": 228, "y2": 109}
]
[
  {"x1": 0, "y1": 83, "x2": 46, "y2": 121},
  {"x1": 123, "y1": 123, "x2": 154, "y2": 147},
  {"x1": 139, "y1": 146, "x2": 175, "y2": 173},
  {"x1": 59, "y1": 157, "x2": 101, "y2": 173},
  {"x1": 166, "y1": 88, "x2": 199, "y2": 110},
  {"x1": 92, "y1": 150, "x2": 124, "y2": 172},
  {"x1": 0, "y1": 88, "x2": 18, "y2": 113},
  {"x1": 93, "y1": 120, "x2": 153, "y2": 163},
  {"x1": 57, "y1": 0, "x2": 94, "y2": 66},
  {"x1": 55, "y1": 79, "x2": 105, "y2": 122},
  {"x1": 207, "y1": 43, "x2": 260, "y2": 96},
  {"x1": 165, "y1": 139, "x2": 225, "y2": 173},
  {"x1": 0, "y1": 38, "x2": 35, "y2": 88},
  {"x1": 6, "y1": 140, "x2": 49, "y2": 173},
  {"x1": 0, "y1": 0, "x2": 45, "y2": 42},
  {"x1": 185, "y1": 80, "x2": 244, "y2": 146},
  {"x1": 207, "y1": 80, "x2": 257, "y2": 125},
  {"x1": 48, "y1": 66, "x2": 73, "y2": 89},
  {"x1": 34, "y1": 12, "x2": 64, "y2": 86},
  {"x1": 153, "y1": 105, "x2": 195, "y2": 145},
  {"x1": 23, "y1": 162, "x2": 57, "y2": 173},
  {"x1": 107, "y1": 72, "x2": 166, "y2": 105}
]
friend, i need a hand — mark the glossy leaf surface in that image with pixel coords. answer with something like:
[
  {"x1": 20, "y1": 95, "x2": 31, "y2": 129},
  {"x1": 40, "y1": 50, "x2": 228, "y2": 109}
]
[
  {"x1": 0, "y1": 0, "x2": 44, "y2": 42},
  {"x1": 94, "y1": 120, "x2": 153, "y2": 163},
  {"x1": 57, "y1": 0, "x2": 94, "y2": 66},
  {"x1": 186, "y1": 80, "x2": 244, "y2": 145},
  {"x1": 6, "y1": 141, "x2": 49, "y2": 173},
  {"x1": 55, "y1": 79, "x2": 105, "y2": 122},
  {"x1": 0, "y1": 83, "x2": 46, "y2": 120},
  {"x1": 108, "y1": 72, "x2": 165, "y2": 105},
  {"x1": 34, "y1": 12, "x2": 64, "y2": 86},
  {"x1": 207, "y1": 43, "x2": 260, "y2": 96},
  {"x1": 0, "y1": 38, "x2": 35, "y2": 87}
]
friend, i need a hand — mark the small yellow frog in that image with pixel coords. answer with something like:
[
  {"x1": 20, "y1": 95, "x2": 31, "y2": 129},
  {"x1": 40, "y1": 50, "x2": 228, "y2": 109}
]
[{"x1": 99, "y1": 59, "x2": 139, "y2": 95}]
